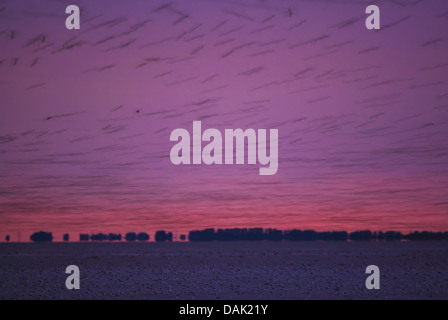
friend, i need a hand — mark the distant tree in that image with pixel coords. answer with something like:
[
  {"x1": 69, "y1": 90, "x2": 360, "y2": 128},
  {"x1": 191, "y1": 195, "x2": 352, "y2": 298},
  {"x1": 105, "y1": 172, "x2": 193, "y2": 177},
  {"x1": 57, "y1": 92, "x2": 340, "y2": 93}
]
[
  {"x1": 319, "y1": 231, "x2": 348, "y2": 241},
  {"x1": 30, "y1": 231, "x2": 53, "y2": 242},
  {"x1": 249, "y1": 228, "x2": 264, "y2": 241},
  {"x1": 125, "y1": 232, "x2": 137, "y2": 241},
  {"x1": 180, "y1": 234, "x2": 186, "y2": 241},
  {"x1": 155, "y1": 230, "x2": 173, "y2": 242},
  {"x1": 188, "y1": 229, "x2": 215, "y2": 241},
  {"x1": 108, "y1": 233, "x2": 122, "y2": 241},
  {"x1": 265, "y1": 228, "x2": 282, "y2": 241},
  {"x1": 385, "y1": 231, "x2": 402, "y2": 241},
  {"x1": 284, "y1": 229, "x2": 303, "y2": 241},
  {"x1": 79, "y1": 234, "x2": 89, "y2": 241},
  {"x1": 5, "y1": 235, "x2": 10, "y2": 242},
  {"x1": 302, "y1": 230, "x2": 318, "y2": 241},
  {"x1": 349, "y1": 230, "x2": 373, "y2": 241},
  {"x1": 63, "y1": 234, "x2": 69, "y2": 242},
  {"x1": 91, "y1": 233, "x2": 108, "y2": 241},
  {"x1": 137, "y1": 232, "x2": 149, "y2": 241}
]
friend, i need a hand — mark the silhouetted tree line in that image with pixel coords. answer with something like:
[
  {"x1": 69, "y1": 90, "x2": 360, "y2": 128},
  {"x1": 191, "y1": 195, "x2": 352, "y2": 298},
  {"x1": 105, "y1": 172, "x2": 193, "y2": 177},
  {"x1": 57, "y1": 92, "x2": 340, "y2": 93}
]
[
  {"x1": 284, "y1": 230, "x2": 348, "y2": 241},
  {"x1": 188, "y1": 228, "x2": 448, "y2": 242},
  {"x1": 30, "y1": 231, "x2": 53, "y2": 242},
  {"x1": 404, "y1": 231, "x2": 447, "y2": 241},
  {"x1": 26, "y1": 229, "x2": 448, "y2": 242},
  {"x1": 189, "y1": 228, "x2": 335, "y2": 241},
  {"x1": 78, "y1": 232, "x2": 150, "y2": 242}
]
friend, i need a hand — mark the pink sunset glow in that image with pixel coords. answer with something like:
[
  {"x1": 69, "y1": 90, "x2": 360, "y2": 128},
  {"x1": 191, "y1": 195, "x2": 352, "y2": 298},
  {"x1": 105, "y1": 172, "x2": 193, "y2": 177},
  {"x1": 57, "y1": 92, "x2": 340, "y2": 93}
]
[{"x1": 1, "y1": 0, "x2": 448, "y2": 240}]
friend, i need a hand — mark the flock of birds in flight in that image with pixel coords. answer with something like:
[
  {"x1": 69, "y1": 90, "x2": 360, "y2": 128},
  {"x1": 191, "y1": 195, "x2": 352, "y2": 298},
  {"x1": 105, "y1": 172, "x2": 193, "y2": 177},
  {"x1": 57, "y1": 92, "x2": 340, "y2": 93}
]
[{"x1": 0, "y1": 0, "x2": 447, "y2": 231}]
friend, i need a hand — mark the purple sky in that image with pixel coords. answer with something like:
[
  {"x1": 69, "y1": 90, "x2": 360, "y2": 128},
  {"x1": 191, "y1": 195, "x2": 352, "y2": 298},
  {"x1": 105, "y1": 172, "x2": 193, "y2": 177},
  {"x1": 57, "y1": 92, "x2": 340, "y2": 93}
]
[{"x1": 1, "y1": 0, "x2": 448, "y2": 240}]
